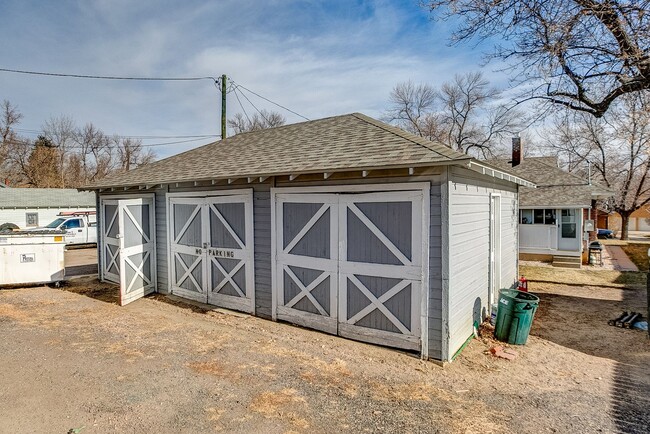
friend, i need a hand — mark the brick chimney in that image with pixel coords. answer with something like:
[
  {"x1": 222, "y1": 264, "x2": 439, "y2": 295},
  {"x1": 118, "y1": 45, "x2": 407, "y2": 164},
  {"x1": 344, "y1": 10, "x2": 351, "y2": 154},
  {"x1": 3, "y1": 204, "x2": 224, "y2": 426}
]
[{"x1": 512, "y1": 137, "x2": 522, "y2": 167}]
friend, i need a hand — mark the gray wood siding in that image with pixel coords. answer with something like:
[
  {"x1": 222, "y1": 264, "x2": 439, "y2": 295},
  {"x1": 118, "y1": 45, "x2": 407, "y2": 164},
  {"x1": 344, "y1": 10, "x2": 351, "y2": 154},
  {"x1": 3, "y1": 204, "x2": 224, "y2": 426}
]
[
  {"x1": 428, "y1": 183, "x2": 443, "y2": 360},
  {"x1": 154, "y1": 187, "x2": 169, "y2": 293},
  {"x1": 447, "y1": 166, "x2": 518, "y2": 357},
  {"x1": 253, "y1": 188, "x2": 272, "y2": 318}
]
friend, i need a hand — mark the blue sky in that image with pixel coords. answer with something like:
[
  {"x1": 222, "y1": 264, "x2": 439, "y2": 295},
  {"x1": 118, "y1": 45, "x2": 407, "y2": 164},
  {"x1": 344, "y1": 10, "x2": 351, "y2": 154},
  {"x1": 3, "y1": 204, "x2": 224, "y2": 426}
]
[{"x1": 0, "y1": 0, "x2": 507, "y2": 157}]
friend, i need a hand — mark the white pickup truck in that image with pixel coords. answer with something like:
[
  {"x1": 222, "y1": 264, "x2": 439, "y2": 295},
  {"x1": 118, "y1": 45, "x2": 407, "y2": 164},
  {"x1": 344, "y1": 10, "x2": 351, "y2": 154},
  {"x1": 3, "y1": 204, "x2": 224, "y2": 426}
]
[{"x1": 41, "y1": 212, "x2": 97, "y2": 245}]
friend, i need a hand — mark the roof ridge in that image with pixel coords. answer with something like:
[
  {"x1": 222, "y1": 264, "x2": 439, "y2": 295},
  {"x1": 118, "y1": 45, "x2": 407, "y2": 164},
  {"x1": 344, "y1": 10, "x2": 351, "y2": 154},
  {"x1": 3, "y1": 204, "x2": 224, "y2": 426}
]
[
  {"x1": 350, "y1": 113, "x2": 466, "y2": 161},
  {"x1": 230, "y1": 112, "x2": 356, "y2": 138}
]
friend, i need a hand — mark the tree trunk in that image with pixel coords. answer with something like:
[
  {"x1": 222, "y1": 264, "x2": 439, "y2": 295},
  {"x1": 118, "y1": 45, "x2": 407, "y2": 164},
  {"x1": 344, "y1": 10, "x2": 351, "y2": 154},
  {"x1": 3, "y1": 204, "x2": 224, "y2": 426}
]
[{"x1": 620, "y1": 212, "x2": 631, "y2": 240}]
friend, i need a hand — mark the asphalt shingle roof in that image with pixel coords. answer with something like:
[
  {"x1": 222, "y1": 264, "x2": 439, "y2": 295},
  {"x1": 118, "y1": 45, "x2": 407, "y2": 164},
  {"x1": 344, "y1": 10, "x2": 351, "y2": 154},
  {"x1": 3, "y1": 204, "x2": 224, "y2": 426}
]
[
  {"x1": 489, "y1": 157, "x2": 612, "y2": 207},
  {"x1": 85, "y1": 113, "x2": 473, "y2": 189},
  {"x1": 0, "y1": 188, "x2": 96, "y2": 209}
]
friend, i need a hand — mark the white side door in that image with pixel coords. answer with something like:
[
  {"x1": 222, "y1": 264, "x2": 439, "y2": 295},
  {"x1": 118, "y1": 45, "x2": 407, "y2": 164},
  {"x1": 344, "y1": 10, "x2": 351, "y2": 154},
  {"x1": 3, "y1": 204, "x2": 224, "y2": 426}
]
[{"x1": 117, "y1": 197, "x2": 156, "y2": 306}]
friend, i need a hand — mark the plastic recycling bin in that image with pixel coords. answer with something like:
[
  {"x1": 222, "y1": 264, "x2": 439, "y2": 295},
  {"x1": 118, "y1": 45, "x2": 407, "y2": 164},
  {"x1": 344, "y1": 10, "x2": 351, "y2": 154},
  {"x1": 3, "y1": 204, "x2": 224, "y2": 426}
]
[{"x1": 494, "y1": 289, "x2": 540, "y2": 345}]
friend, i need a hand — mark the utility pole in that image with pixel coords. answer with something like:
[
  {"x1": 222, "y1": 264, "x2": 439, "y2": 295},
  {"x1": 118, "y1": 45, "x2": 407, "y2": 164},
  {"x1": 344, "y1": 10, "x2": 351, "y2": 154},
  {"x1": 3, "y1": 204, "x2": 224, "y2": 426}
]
[{"x1": 221, "y1": 74, "x2": 227, "y2": 139}]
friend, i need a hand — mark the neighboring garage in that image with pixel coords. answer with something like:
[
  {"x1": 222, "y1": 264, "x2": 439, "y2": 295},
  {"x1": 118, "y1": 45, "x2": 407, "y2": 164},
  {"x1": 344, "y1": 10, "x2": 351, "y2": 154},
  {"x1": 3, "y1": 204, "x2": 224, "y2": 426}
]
[{"x1": 84, "y1": 113, "x2": 533, "y2": 362}]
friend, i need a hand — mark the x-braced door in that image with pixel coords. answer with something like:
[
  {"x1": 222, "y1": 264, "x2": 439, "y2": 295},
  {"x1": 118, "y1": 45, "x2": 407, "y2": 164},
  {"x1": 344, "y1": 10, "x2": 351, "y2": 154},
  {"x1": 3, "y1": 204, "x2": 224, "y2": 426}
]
[
  {"x1": 205, "y1": 195, "x2": 254, "y2": 312},
  {"x1": 275, "y1": 194, "x2": 338, "y2": 334},
  {"x1": 100, "y1": 196, "x2": 156, "y2": 306},
  {"x1": 170, "y1": 198, "x2": 207, "y2": 302},
  {"x1": 101, "y1": 200, "x2": 120, "y2": 284},
  {"x1": 338, "y1": 192, "x2": 422, "y2": 351},
  {"x1": 169, "y1": 193, "x2": 254, "y2": 313}
]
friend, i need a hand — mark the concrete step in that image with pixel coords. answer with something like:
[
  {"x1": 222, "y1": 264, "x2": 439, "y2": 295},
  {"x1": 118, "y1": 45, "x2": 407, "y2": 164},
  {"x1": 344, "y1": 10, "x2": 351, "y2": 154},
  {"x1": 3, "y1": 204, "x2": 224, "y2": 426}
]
[
  {"x1": 552, "y1": 261, "x2": 582, "y2": 269},
  {"x1": 552, "y1": 255, "x2": 582, "y2": 268}
]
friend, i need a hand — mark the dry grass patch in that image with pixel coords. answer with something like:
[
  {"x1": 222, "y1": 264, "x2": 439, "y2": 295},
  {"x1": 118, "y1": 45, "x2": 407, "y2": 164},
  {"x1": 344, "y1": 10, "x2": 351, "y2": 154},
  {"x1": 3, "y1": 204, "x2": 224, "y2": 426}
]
[
  {"x1": 188, "y1": 360, "x2": 242, "y2": 382},
  {"x1": 520, "y1": 264, "x2": 645, "y2": 289},
  {"x1": 249, "y1": 388, "x2": 309, "y2": 429}
]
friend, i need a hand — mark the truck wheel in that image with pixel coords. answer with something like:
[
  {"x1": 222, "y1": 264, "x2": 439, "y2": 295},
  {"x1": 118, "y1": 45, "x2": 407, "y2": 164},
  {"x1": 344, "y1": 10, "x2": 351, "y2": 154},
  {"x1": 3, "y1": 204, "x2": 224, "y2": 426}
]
[{"x1": 0, "y1": 223, "x2": 19, "y2": 231}]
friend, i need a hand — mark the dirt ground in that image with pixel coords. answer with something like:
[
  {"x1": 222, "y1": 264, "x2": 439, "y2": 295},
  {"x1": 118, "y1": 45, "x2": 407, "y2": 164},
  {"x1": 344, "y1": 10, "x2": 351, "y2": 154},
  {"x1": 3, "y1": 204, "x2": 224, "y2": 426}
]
[
  {"x1": 64, "y1": 246, "x2": 98, "y2": 277},
  {"x1": 1, "y1": 277, "x2": 648, "y2": 433}
]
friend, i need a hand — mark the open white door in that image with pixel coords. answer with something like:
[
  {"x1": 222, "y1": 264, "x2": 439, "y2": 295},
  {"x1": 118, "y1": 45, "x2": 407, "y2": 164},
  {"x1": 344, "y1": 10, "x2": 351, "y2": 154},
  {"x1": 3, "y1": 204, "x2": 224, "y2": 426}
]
[{"x1": 117, "y1": 197, "x2": 156, "y2": 306}]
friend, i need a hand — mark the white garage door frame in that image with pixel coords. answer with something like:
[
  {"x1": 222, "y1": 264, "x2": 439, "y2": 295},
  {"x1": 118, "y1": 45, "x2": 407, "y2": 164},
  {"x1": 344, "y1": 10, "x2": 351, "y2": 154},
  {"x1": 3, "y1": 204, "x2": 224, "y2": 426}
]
[
  {"x1": 271, "y1": 182, "x2": 430, "y2": 356},
  {"x1": 166, "y1": 189, "x2": 255, "y2": 313}
]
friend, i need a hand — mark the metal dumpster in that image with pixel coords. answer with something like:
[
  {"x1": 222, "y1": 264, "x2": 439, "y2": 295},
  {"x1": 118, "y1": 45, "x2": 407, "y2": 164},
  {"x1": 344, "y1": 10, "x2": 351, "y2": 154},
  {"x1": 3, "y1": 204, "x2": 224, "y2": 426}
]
[{"x1": 0, "y1": 230, "x2": 67, "y2": 286}]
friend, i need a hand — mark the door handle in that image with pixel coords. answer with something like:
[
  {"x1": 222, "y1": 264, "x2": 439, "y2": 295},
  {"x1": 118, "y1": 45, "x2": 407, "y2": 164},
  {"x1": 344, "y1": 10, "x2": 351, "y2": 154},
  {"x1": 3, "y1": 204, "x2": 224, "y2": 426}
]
[{"x1": 78, "y1": 229, "x2": 82, "y2": 232}]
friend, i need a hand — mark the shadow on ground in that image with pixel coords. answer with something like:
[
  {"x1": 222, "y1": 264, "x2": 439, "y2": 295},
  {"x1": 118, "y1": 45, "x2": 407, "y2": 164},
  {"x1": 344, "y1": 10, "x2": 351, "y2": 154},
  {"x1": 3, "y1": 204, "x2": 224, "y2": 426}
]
[
  {"x1": 61, "y1": 277, "x2": 119, "y2": 305},
  {"x1": 531, "y1": 283, "x2": 650, "y2": 433},
  {"x1": 65, "y1": 264, "x2": 98, "y2": 277}
]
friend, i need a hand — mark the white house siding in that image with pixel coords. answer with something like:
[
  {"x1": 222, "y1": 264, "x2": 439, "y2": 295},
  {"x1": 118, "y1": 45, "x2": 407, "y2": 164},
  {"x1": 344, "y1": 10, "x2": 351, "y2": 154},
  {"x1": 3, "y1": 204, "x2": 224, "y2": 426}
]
[
  {"x1": 446, "y1": 166, "x2": 518, "y2": 357},
  {"x1": 0, "y1": 207, "x2": 95, "y2": 229}
]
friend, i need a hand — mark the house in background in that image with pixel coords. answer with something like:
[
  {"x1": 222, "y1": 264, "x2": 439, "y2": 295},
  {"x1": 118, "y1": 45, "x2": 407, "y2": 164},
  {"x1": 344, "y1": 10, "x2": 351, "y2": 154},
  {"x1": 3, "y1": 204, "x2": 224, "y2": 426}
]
[
  {"x1": 83, "y1": 113, "x2": 533, "y2": 362},
  {"x1": 605, "y1": 206, "x2": 650, "y2": 233},
  {"x1": 0, "y1": 188, "x2": 96, "y2": 229},
  {"x1": 490, "y1": 157, "x2": 611, "y2": 268}
]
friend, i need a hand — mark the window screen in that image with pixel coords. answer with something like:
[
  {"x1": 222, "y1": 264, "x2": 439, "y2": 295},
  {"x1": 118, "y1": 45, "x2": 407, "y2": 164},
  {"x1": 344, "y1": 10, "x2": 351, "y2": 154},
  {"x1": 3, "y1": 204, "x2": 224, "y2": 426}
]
[{"x1": 25, "y1": 212, "x2": 38, "y2": 227}]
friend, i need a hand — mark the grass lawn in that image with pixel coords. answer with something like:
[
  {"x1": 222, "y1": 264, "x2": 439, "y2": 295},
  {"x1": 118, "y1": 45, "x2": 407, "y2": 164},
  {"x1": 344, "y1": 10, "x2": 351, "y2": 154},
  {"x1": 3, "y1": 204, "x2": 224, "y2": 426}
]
[
  {"x1": 520, "y1": 264, "x2": 646, "y2": 289},
  {"x1": 620, "y1": 244, "x2": 650, "y2": 272}
]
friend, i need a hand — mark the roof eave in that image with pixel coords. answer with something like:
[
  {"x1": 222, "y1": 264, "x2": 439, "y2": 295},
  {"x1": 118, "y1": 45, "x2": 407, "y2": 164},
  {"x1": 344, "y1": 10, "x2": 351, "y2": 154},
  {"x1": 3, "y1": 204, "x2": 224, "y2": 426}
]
[
  {"x1": 81, "y1": 158, "x2": 475, "y2": 191},
  {"x1": 467, "y1": 160, "x2": 536, "y2": 188}
]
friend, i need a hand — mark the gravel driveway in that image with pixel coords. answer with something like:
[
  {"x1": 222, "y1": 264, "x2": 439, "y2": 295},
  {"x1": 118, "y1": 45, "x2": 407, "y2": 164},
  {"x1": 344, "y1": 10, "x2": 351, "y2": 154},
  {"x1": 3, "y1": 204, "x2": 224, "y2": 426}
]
[{"x1": 0, "y1": 277, "x2": 648, "y2": 433}]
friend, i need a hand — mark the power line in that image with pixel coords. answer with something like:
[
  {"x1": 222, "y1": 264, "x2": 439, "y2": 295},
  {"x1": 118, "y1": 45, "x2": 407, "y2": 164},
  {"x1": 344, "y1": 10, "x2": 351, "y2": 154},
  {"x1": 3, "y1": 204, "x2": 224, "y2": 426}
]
[
  {"x1": 232, "y1": 87, "x2": 252, "y2": 125},
  {"x1": 232, "y1": 81, "x2": 310, "y2": 121},
  {"x1": 0, "y1": 67, "x2": 217, "y2": 82},
  {"x1": 14, "y1": 128, "x2": 219, "y2": 140},
  {"x1": 4, "y1": 136, "x2": 213, "y2": 149},
  {"x1": 233, "y1": 85, "x2": 272, "y2": 124}
]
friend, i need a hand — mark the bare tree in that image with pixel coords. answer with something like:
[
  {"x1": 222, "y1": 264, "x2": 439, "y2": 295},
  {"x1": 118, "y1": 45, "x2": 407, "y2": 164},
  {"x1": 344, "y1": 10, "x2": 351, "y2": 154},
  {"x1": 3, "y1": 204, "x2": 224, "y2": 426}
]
[
  {"x1": 42, "y1": 115, "x2": 75, "y2": 188},
  {"x1": 422, "y1": 0, "x2": 650, "y2": 117},
  {"x1": 545, "y1": 92, "x2": 650, "y2": 239},
  {"x1": 386, "y1": 72, "x2": 524, "y2": 158},
  {"x1": 386, "y1": 81, "x2": 443, "y2": 140},
  {"x1": 228, "y1": 110, "x2": 286, "y2": 134},
  {"x1": 115, "y1": 137, "x2": 155, "y2": 172},
  {"x1": 0, "y1": 100, "x2": 23, "y2": 181},
  {"x1": 73, "y1": 123, "x2": 114, "y2": 185}
]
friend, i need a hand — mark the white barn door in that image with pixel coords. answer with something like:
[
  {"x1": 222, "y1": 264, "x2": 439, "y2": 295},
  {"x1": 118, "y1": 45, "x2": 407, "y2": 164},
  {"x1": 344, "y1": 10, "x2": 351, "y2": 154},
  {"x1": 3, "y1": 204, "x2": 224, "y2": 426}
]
[
  {"x1": 169, "y1": 192, "x2": 254, "y2": 313},
  {"x1": 338, "y1": 192, "x2": 422, "y2": 351},
  {"x1": 206, "y1": 195, "x2": 254, "y2": 312},
  {"x1": 274, "y1": 190, "x2": 424, "y2": 351},
  {"x1": 275, "y1": 194, "x2": 339, "y2": 334},
  {"x1": 169, "y1": 198, "x2": 206, "y2": 302},
  {"x1": 100, "y1": 195, "x2": 156, "y2": 306},
  {"x1": 101, "y1": 199, "x2": 121, "y2": 284}
]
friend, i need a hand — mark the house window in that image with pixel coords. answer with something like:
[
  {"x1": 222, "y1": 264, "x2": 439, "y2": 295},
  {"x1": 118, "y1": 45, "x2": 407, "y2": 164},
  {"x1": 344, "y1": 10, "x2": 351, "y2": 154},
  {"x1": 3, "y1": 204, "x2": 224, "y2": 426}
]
[
  {"x1": 25, "y1": 212, "x2": 38, "y2": 227},
  {"x1": 519, "y1": 209, "x2": 556, "y2": 225}
]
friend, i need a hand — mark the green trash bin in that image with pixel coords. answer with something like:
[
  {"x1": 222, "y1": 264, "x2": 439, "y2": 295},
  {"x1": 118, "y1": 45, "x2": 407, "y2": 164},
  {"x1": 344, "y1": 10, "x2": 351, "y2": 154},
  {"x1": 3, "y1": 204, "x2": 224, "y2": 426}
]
[{"x1": 494, "y1": 289, "x2": 540, "y2": 345}]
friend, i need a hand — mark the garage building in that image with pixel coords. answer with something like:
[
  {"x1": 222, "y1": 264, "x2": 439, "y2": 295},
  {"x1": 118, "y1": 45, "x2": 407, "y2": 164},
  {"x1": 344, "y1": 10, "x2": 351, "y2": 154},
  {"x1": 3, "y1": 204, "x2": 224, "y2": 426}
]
[{"x1": 84, "y1": 113, "x2": 533, "y2": 362}]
